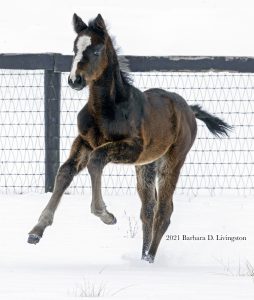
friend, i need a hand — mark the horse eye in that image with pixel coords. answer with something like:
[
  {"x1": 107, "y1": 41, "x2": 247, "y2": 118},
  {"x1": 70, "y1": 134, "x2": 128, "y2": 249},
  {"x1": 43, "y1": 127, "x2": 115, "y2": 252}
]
[{"x1": 93, "y1": 50, "x2": 100, "y2": 56}]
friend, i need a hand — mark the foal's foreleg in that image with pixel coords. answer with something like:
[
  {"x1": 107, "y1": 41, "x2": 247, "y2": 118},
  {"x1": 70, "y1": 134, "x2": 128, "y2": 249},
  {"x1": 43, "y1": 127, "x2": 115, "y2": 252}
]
[
  {"x1": 28, "y1": 136, "x2": 91, "y2": 244},
  {"x1": 135, "y1": 163, "x2": 157, "y2": 259},
  {"x1": 87, "y1": 139, "x2": 142, "y2": 225}
]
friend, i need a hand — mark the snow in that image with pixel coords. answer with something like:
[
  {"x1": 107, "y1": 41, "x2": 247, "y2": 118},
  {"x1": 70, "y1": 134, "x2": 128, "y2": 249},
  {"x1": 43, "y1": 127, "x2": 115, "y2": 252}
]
[
  {"x1": 0, "y1": 193, "x2": 253, "y2": 299},
  {"x1": 0, "y1": 1, "x2": 254, "y2": 299},
  {"x1": 0, "y1": 0, "x2": 254, "y2": 56}
]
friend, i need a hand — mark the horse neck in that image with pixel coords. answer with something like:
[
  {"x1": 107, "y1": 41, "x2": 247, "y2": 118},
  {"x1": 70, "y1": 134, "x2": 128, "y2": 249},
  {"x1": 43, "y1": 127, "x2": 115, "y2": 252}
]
[{"x1": 88, "y1": 61, "x2": 128, "y2": 112}]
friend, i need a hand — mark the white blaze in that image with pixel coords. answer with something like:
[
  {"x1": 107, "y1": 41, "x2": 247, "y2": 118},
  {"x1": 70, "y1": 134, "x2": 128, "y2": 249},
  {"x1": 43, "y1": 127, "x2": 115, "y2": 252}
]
[{"x1": 70, "y1": 35, "x2": 91, "y2": 82}]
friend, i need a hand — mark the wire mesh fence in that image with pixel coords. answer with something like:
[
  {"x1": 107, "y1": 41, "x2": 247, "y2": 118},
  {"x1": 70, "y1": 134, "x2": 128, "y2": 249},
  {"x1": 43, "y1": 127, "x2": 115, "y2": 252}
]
[
  {"x1": 0, "y1": 65, "x2": 253, "y2": 196},
  {"x1": 0, "y1": 69, "x2": 45, "y2": 193}
]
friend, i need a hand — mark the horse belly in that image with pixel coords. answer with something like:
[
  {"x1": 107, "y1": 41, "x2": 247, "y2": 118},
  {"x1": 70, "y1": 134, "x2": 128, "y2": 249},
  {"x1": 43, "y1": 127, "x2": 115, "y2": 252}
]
[
  {"x1": 135, "y1": 132, "x2": 173, "y2": 165},
  {"x1": 135, "y1": 147, "x2": 170, "y2": 165}
]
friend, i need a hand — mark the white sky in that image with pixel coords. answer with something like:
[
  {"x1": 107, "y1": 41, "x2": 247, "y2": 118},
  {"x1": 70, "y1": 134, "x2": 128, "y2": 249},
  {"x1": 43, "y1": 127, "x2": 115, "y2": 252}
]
[{"x1": 0, "y1": 0, "x2": 254, "y2": 56}]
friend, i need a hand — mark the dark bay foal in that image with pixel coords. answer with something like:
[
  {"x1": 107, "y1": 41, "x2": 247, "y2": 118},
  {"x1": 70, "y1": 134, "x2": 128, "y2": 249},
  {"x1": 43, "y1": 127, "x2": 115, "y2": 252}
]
[{"x1": 28, "y1": 14, "x2": 231, "y2": 263}]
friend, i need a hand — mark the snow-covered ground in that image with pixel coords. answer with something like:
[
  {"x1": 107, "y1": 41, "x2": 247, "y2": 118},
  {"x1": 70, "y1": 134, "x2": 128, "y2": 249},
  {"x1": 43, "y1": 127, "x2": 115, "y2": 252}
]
[
  {"x1": 0, "y1": 1, "x2": 254, "y2": 299},
  {"x1": 0, "y1": 193, "x2": 253, "y2": 299}
]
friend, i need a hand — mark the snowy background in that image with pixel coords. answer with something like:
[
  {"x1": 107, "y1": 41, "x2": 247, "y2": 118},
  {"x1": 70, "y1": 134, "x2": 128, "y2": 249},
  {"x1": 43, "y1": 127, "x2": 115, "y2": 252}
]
[
  {"x1": 0, "y1": 0, "x2": 254, "y2": 56},
  {"x1": 0, "y1": 0, "x2": 254, "y2": 299}
]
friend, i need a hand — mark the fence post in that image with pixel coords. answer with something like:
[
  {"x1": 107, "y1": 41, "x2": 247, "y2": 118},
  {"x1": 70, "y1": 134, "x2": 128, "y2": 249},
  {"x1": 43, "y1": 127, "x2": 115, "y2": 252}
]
[{"x1": 44, "y1": 70, "x2": 61, "y2": 192}]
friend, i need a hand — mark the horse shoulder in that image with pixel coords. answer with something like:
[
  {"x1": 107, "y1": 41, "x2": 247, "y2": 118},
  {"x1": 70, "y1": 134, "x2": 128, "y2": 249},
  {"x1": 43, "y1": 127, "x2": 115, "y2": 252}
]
[{"x1": 77, "y1": 104, "x2": 95, "y2": 135}]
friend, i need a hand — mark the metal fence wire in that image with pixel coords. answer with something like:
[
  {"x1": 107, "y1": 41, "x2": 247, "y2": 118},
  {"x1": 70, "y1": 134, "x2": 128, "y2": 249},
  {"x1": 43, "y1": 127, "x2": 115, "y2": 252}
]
[{"x1": 0, "y1": 68, "x2": 253, "y2": 195}]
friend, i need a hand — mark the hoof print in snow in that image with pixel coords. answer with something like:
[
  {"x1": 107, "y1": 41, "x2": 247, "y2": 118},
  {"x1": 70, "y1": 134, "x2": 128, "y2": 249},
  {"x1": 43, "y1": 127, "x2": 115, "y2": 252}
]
[{"x1": 27, "y1": 234, "x2": 41, "y2": 244}]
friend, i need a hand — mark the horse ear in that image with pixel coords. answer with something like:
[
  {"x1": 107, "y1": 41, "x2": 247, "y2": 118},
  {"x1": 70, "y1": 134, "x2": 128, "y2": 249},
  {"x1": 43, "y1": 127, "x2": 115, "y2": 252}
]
[
  {"x1": 93, "y1": 14, "x2": 107, "y2": 33},
  {"x1": 73, "y1": 13, "x2": 87, "y2": 33}
]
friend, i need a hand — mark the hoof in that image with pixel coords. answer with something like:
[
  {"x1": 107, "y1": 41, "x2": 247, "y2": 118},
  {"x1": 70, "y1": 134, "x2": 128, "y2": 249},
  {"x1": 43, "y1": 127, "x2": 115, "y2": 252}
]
[
  {"x1": 99, "y1": 212, "x2": 117, "y2": 225},
  {"x1": 27, "y1": 234, "x2": 41, "y2": 245},
  {"x1": 142, "y1": 254, "x2": 154, "y2": 263}
]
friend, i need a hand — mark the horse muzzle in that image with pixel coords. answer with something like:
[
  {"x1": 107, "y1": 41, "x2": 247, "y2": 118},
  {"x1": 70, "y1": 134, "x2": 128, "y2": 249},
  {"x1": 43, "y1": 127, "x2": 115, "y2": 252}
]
[{"x1": 68, "y1": 75, "x2": 86, "y2": 90}]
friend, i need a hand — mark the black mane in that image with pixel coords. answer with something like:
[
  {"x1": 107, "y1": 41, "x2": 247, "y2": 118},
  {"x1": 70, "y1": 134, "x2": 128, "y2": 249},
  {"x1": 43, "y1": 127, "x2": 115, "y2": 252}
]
[
  {"x1": 118, "y1": 56, "x2": 133, "y2": 85},
  {"x1": 88, "y1": 17, "x2": 132, "y2": 86}
]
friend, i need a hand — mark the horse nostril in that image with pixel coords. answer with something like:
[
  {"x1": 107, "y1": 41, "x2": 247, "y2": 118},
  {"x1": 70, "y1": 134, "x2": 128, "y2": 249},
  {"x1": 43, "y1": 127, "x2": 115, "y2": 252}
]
[
  {"x1": 68, "y1": 74, "x2": 86, "y2": 90},
  {"x1": 75, "y1": 75, "x2": 82, "y2": 84}
]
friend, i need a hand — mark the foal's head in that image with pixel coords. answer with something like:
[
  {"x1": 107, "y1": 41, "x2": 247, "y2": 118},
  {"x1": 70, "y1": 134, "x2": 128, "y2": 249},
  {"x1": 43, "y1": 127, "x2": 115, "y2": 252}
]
[{"x1": 68, "y1": 13, "x2": 113, "y2": 90}]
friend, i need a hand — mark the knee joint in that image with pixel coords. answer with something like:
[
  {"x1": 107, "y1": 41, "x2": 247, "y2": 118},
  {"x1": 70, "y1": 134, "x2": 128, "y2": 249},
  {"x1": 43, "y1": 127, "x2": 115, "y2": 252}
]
[
  {"x1": 58, "y1": 161, "x2": 77, "y2": 177},
  {"x1": 87, "y1": 151, "x2": 107, "y2": 174}
]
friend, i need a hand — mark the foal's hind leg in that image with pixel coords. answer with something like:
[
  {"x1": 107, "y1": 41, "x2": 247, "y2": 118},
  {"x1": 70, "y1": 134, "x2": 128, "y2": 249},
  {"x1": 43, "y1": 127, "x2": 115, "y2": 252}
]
[
  {"x1": 28, "y1": 136, "x2": 91, "y2": 244},
  {"x1": 144, "y1": 148, "x2": 187, "y2": 263},
  {"x1": 135, "y1": 163, "x2": 157, "y2": 259}
]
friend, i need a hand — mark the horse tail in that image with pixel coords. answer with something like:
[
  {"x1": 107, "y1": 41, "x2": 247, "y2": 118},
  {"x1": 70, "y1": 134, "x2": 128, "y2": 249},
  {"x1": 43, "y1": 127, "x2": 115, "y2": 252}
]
[{"x1": 190, "y1": 104, "x2": 232, "y2": 137}]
